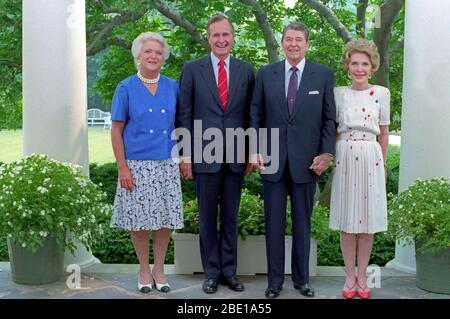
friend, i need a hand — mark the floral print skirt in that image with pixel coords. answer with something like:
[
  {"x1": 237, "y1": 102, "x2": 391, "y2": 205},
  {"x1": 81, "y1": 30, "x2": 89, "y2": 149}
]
[{"x1": 111, "y1": 159, "x2": 184, "y2": 231}]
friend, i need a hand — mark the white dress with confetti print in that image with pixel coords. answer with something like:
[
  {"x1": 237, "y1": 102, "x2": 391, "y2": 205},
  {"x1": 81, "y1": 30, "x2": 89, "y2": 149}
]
[{"x1": 329, "y1": 85, "x2": 390, "y2": 234}]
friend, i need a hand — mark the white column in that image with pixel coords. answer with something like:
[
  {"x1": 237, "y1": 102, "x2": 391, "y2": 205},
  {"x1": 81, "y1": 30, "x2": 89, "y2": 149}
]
[
  {"x1": 23, "y1": 0, "x2": 99, "y2": 268},
  {"x1": 388, "y1": 0, "x2": 450, "y2": 273}
]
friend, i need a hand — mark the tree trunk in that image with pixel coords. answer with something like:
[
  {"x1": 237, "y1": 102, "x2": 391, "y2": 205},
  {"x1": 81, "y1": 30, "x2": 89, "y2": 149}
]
[
  {"x1": 372, "y1": 0, "x2": 404, "y2": 87},
  {"x1": 373, "y1": 29, "x2": 391, "y2": 87}
]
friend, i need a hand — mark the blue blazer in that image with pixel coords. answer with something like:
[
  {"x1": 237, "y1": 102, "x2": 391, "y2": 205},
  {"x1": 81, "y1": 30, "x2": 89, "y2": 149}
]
[
  {"x1": 249, "y1": 59, "x2": 337, "y2": 183},
  {"x1": 111, "y1": 74, "x2": 178, "y2": 160}
]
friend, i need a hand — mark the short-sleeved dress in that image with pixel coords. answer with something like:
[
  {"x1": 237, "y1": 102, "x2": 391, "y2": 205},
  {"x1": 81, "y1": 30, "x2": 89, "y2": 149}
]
[
  {"x1": 110, "y1": 74, "x2": 184, "y2": 231},
  {"x1": 329, "y1": 85, "x2": 390, "y2": 234}
]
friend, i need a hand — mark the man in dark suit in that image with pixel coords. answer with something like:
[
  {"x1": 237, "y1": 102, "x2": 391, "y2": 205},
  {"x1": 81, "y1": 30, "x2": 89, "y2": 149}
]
[
  {"x1": 249, "y1": 22, "x2": 336, "y2": 299},
  {"x1": 176, "y1": 14, "x2": 255, "y2": 294}
]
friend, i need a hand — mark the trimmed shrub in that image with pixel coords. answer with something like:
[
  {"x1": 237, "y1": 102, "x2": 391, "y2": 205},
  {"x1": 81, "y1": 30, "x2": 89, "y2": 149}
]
[
  {"x1": 386, "y1": 145, "x2": 400, "y2": 195},
  {"x1": 317, "y1": 231, "x2": 395, "y2": 266},
  {"x1": 89, "y1": 162, "x2": 118, "y2": 204},
  {"x1": 0, "y1": 239, "x2": 7, "y2": 261}
]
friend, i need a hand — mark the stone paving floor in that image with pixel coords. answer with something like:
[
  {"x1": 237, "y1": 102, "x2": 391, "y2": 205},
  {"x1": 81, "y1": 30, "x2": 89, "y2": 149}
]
[{"x1": 1, "y1": 262, "x2": 449, "y2": 300}]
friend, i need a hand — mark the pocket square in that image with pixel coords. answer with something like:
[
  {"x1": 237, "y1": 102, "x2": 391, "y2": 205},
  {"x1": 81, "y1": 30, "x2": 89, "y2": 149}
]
[{"x1": 308, "y1": 90, "x2": 319, "y2": 95}]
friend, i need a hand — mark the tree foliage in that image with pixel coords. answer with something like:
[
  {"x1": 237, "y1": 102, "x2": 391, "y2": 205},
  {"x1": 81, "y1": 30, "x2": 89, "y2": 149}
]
[
  {"x1": 1, "y1": 0, "x2": 405, "y2": 130},
  {"x1": 0, "y1": 0, "x2": 22, "y2": 129}
]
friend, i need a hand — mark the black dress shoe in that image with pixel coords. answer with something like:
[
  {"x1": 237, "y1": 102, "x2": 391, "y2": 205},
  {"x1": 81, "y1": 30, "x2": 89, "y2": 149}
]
[
  {"x1": 202, "y1": 277, "x2": 218, "y2": 294},
  {"x1": 294, "y1": 282, "x2": 315, "y2": 297},
  {"x1": 220, "y1": 275, "x2": 245, "y2": 291},
  {"x1": 264, "y1": 286, "x2": 282, "y2": 299}
]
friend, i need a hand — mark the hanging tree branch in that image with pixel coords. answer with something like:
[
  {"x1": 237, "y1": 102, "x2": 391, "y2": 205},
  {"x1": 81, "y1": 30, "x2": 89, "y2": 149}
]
[
  {"x1": 356, "y1": 0, "x2": 369, "y2": 38},
  {"x1": 389, "y1": 38, "x2": 404, "y2": 56},
  {"x1": 93, "y1": 0, "x2": 130, "y2": 15},
  {"x1": 149, "y1": 0, "x2": 209, "y2": 50},
  {"x1": 301, "y1": 0, "x2": 353, "y2": 43},
  {"x1": 87, "y1": 12, "x2": 141, "y2": 55},
  {"x1": 0, "y1": 59, "x2": 21, "y2": 68},
  {"x1": 373, "y1": 0, "x2": 405, "y2": 86},
  {"x1": 239, "y1": 0, "x2": 279, "y2": 63},
  {"x1": 86, "y1": 1, "x2": 147, "y2": 56}
]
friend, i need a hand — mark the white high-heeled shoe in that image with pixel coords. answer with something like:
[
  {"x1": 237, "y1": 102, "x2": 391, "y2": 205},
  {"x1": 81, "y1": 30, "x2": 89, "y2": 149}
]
[
  {"x1": 137, "y1": 272, "x2": 152, "y2": 293},
  {"x1": 152, "y1": 271, "x2": 170, "y2": 293}
]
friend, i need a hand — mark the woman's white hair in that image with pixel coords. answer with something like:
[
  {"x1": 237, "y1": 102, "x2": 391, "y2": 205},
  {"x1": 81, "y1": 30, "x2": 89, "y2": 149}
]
[{"x1": 131, "y1": 32, "x2": 170, "y2": 68}]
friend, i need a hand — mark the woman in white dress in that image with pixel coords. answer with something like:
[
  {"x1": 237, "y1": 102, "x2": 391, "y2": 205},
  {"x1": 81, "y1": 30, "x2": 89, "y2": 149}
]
[{"x1": 329, "y1": 39, "x2": 390, "y2": 299}]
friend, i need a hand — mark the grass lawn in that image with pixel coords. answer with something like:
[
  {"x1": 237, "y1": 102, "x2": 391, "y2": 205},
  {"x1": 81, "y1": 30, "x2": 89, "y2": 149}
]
[
  {"x1": 0, "y1": 128, "x2": 115, "y2": 164},
  {"x1": 0, "y1": 129, "x2": 402, "y2": 165}
]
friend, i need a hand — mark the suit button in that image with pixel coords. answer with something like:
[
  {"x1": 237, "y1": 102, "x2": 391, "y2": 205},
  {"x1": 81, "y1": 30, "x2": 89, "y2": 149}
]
[
  {"x1": 149, "y1": 108, "x2": 152, "y2": 112},
  {"x1": 149, "y1": 129, "x2": 154, "y2": 133},
  {"x1": 163, "y1": 130, "x2": 167, "y2": 134},
  {"x1": 161, "y1": 109, "x2": 165, "y2": 113}
]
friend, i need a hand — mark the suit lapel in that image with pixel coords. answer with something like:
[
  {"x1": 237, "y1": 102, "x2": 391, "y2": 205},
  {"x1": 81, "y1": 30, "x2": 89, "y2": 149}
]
[
  {"x1": 290, "y1": 59, "x2": 315, "y2": 120},
  {"x1": 199, "y1": 56, "x2": 223, "y2": 111},
  {"x1": 226, "y1": 57, "x2": 240, "y2": 113},
  {"x1": 273, "y1": 61, "x2": 289, "y2": 121}
]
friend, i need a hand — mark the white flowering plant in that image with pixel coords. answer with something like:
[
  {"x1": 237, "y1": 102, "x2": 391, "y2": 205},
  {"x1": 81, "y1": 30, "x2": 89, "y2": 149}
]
[
  {"x1": 388, "y1": 177, "x2": 450, "y2": 253},
  {"x1": 0, "y1": 154, "x2": 110, "y2": 254}
]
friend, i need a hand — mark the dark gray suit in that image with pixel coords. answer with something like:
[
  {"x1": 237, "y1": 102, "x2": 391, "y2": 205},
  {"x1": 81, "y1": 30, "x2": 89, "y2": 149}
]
[
  {"x1": 250, "y1": 59, "x2": 336, "y2": 289},
  {"x1": 177, "y1": 55, "x2": 255, "y2": 278}
]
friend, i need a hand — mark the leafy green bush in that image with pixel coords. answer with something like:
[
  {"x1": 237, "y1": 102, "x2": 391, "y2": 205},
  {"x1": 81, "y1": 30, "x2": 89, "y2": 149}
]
[
  {"x1": 89, "y1": 162, "x2": 198, "y2": 204},
  {"x1": 178, "y1": 199, "x2": 200, "y2": 234},
  {"x1": 0, "y1": 238, "x2": 8, "y2": 261},
  {"x1": 386, "y1": 145, "x2": 400, "y2": 195},
  {"x1": 180, "y1": 179, "x2": 196, "y2": 203},
  {"x1": 388, "y1": 177, "x2": 450, "y2": 252},
  {"x1": 179, "y1": 189, "x2": 265, "y2": 237},
  {"x1": 370, "y1": 232, "x2": 396, "y2": 265},
  {"x1": 238, "y1": 189, "x2": 265, "y2": 239},
  {"x1": 89, "y1": 208, "x2": 175, "y2": 264},
  {"x1": 242, "y1": 172, "x2": 263, "y2": 198},
  {"x1": 0, "y1": 154, "x2": 109, "y2": 253},
  {"x1": 317, "y1": 231, "x2": 395, "y2": 266},
  {"x1": 179, "y1": 189, "x2": 330, "y2": 242},
  {"x1": 91, "y1": 226, "x2": 175, "y2": 264},
  {"x1": 89, "y1": 162, "x2": 118, "y2": 204}
]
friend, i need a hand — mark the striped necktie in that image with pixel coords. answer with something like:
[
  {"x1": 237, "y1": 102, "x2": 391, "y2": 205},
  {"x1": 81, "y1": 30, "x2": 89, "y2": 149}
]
[{"x1": 218, "y1": 59, "x2": 228, "y2": 111}]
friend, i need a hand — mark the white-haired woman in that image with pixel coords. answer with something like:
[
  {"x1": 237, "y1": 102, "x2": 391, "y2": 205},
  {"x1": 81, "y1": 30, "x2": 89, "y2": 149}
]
[
  {"x1": 329, "y1": 39, "x2": 390, "y2": 299},
  {"x1": 110, "y1": 32, "x2": 184, "y2": 293}
]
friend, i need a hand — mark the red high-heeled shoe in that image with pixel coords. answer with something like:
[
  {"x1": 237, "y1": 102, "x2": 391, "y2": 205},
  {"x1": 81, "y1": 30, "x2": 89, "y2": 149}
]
[
  {"x1": 357, "y1": 283, "x2": 372, "y2": 299},
  {"x1": 342, "y1": 281, "x2": 357, "y2": 299}
]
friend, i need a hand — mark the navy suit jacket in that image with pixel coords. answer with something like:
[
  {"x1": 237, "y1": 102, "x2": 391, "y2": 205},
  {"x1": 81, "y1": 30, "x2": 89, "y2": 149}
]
[
  {"x1": 249, "y1": 59, "x2": 336, "y2": 183},
  {"x1": 176, "y1": 55, "x2": 255, "y2": 173}
]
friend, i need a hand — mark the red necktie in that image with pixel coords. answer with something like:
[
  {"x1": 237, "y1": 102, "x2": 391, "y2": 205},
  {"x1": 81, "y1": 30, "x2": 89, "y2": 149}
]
[{"x1": 218, "y1": 59, "x2": 228, "y2": 111}]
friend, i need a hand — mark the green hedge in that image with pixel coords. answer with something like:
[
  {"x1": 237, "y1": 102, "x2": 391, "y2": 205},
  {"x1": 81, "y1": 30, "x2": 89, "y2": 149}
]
[
  {"x1": 0, "y1": 156, "x2": 398, "y2": 265},
  {"x1": 90, "y1": 226, "x2": 175, "y2": 264},
  {"x1": 386, "y1": 145, "x2": 400, "y2": 195},
  {"x1": 317, "y1": 231, "x2": 395, "y2": 266},
  {"x1": 0, "y1": 161, "x2": 9, "y2": 260},
  {"x1": 0, "y1": 239, "x2": 7, "y2": 261}
]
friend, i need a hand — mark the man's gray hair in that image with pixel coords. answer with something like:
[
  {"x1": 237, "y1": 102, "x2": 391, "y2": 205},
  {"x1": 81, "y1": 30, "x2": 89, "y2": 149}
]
[
  {"x1": 206, "y1": 13, "x2": 236, "y2": 37},
  {"x1": 281, "y1": 22, "x2": 310, "y2": 42}
]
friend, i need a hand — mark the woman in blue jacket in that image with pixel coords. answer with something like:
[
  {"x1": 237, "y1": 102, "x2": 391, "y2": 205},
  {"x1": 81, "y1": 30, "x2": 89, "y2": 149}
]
[{"x1": 110, "y1": 32, "x2": 183, "y2": 293}]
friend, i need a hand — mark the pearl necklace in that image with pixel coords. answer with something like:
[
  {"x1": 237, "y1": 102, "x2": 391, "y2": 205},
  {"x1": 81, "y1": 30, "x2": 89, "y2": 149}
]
[{"x1": 137, "y1": 71, "x2": 160, "y2": 84}]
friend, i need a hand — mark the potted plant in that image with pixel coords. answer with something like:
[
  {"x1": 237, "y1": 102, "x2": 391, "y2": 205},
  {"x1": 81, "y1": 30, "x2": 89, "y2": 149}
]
[
  {"x1": 388, "y1": 177, "x2": 450, "y2": 294},
  {"x1": 172, "y1": 188, "x2": 329, "y2": 275},
  {"x1": 0, "y1": 154, "x2": 109, "y2": 285}
]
